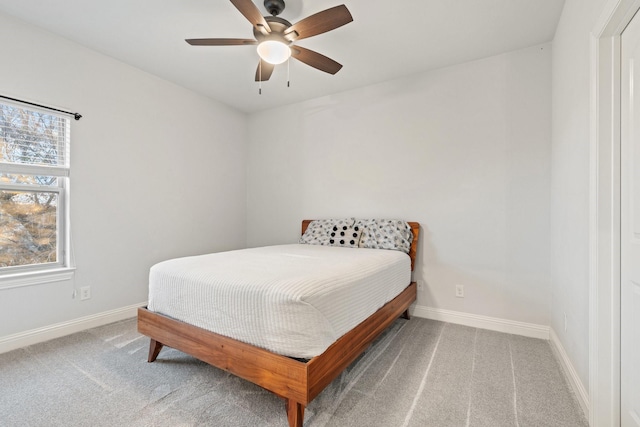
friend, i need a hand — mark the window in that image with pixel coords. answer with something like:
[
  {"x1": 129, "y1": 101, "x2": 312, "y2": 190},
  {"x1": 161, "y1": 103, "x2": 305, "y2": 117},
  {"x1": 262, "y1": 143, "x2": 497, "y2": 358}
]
[{"x1": 0, "y1": 101, "x2": 70, "y2": 274}]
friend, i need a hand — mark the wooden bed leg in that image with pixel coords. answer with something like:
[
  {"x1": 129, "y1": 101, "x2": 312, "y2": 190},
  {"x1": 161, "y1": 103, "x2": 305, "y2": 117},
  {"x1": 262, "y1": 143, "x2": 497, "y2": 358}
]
[
  {"x1": 401, "y1": 309, "x2": 411, "y2": 320},
  {"x1": 147, "y1": 339, "x2": 164, "y2": 362},
  {"x1": 286, "y1": 399, "x2": 305, "y2": 427}
]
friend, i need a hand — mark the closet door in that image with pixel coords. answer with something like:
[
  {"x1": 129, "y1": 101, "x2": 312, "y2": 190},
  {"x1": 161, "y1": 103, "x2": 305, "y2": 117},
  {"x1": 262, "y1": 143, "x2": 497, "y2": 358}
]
[{"x1": 621, "y1": 10, "x2": 640, "y2": 427}]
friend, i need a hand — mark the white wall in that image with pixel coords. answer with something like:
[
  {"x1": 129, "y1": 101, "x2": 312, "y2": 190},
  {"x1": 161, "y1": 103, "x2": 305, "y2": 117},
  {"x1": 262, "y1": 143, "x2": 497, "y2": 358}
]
[
  {"x1": 247, "y1": 45, "x2": 552, "y2": 326},
  {"x1": 551, "y1": 0, "x2": 609, "y2": 392},
  {"x1": 0, "y1": 4, "x2": 610, "y2": 409},
  {"x1": 0, "y1": 14, "x2": 247, "y2": 337}
]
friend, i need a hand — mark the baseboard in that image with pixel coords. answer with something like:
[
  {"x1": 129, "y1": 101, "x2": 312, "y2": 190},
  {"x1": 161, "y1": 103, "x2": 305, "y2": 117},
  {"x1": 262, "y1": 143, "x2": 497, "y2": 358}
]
[
  {"x1": 549, "y1": 328, "x2": 590, "y2": 419},
  {"x1": 0, "y1": 302, "x2": 147, "y2": 354},
  {"x1": 410, "y1": 304, "x2": 550, "y2": 339}
]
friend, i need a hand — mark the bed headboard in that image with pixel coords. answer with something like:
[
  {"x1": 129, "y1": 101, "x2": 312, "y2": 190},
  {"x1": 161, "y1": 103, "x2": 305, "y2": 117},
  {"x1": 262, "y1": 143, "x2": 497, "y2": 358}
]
[{"x1": 301, "y1": 220, "x2": 420, "y2": 271}]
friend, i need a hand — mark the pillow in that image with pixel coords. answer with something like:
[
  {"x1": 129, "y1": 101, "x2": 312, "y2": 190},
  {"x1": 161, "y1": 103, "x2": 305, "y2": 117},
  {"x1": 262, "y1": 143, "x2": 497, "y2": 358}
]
[
  {"x1": 328, "y1": 224, "x2": 362, "y2": 248},
  {"x1": 299, "y1": 218, "x2": 355, "y2": 245},
  {"x1": 356, "y1": 219, "x2": 413, "y2": 253}
]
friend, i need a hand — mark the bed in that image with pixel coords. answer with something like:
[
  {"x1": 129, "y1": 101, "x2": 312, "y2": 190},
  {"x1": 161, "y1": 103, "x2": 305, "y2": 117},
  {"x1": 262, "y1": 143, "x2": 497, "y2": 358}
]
[{"x1": 137, "y1": 219, "x2": 420, "y2": 427}]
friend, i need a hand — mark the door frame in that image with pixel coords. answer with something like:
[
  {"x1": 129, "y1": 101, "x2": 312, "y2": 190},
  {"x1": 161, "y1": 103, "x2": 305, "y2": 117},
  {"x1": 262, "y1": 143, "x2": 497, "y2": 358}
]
[{"x1": 591, "y1": 0, "x2": 640, "y2": 425}]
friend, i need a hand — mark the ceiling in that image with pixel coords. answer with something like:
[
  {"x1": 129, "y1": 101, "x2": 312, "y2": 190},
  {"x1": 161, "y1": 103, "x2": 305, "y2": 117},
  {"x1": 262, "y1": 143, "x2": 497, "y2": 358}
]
[{"x1": 0, "y1": 0, "x2": 565, "y2": 113}]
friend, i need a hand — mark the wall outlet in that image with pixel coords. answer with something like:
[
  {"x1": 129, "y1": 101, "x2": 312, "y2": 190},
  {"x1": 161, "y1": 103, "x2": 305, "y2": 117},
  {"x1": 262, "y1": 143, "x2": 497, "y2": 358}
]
[
  {"x1": 417, "y1": 280, "x2": 424, "y2": 290},
  {"x1": 455, "y1": 284, "x2": 464, "y2": 298},
  {"x1": 80, "y1": 286, "x2": 91, "y2": 301}
]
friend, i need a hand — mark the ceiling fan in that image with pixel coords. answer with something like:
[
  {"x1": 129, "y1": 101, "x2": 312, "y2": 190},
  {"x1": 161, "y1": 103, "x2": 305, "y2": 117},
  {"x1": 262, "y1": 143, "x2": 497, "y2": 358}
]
[{"x1": 186, "y1": 0, "x2": 353, "y2": 82}]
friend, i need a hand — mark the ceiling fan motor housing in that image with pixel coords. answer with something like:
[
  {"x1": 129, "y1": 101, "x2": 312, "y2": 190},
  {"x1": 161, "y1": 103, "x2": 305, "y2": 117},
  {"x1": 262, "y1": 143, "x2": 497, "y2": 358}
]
[
  {"x1": 264, "y1": 0, "x2": 285, "y2": 16},
  {"x1": 253, "y1": 16, "x2": 293, "y2": 42}
]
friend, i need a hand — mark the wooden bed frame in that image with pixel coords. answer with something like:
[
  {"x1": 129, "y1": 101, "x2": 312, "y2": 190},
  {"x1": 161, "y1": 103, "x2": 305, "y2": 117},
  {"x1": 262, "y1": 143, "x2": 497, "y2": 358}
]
[{"x1": 138, "y1": 220, "x2": 420, "y2": 427}]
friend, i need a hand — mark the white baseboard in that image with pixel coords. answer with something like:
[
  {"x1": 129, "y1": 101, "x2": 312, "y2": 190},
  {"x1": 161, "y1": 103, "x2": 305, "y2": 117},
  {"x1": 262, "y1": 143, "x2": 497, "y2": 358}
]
[
  {"x1": 410, "y1": 304, "x2": 550, "y2": 339},
  {"x1": 0, "y1": 302, "x2": 147, "y2": 354},
  {"x1": 549, "y1": 328, "x2": 590, "y2": 419}
]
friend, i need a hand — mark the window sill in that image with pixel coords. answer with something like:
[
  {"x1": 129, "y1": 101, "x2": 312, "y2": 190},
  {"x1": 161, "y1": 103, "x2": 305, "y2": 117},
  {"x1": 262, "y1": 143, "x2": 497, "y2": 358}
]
[{"x1": 0, "y1": 268, "x2": 76, "y2": 290}]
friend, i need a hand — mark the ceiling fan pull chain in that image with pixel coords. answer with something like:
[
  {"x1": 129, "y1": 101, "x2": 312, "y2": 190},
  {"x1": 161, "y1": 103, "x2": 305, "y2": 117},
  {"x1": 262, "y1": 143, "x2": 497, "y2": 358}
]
[
  {"x1": 287, "y1": 57, "x2": 290, "y2": 87},
  {"x1": 259, "y1": 60, "x2": 262, "y2": 95}
]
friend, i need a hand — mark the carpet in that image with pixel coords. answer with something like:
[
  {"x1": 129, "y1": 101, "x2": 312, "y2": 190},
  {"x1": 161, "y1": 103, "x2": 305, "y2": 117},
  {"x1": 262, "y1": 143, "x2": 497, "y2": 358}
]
[{"x1": 0, "y1": 317, "x2": 587, "y2": 426}]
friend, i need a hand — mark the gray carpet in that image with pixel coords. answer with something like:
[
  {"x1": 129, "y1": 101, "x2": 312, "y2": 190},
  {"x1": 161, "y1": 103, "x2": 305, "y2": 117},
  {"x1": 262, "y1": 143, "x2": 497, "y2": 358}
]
[{"x1": 0, "y1": 317, "x2": 588, "y2": 427}]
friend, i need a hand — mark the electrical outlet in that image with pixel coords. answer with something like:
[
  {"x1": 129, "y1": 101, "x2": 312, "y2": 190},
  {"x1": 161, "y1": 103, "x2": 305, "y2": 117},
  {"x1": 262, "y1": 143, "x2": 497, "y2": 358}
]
[
  {"x1": 455, "y1": 284, "x2": 464, "y2": 298},
  {"x1": 80, "y1": 286, "x2": 91, "y2": 301},
  {"x1": 417, "y1": 280, "x2": 424, "y2": 290}
]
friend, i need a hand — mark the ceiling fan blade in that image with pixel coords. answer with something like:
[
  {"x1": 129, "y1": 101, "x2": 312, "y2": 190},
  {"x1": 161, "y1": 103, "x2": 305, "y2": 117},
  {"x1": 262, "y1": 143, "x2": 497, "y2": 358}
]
[
  {"x1": 290, "y1": 45, "x2": 343, "y2": 75},
  {"x1": 285, "y1": 5, "x2": 353, "y2": 41},
  {"x1": 230, "y1": 0, "x2": 271, "y2": 33},
  {"x1": 186, "y1": 38, "x2": 257, "y2": 46},
  {"x1": 255, "y1": 59, "x2": 275, "y2": 81}
]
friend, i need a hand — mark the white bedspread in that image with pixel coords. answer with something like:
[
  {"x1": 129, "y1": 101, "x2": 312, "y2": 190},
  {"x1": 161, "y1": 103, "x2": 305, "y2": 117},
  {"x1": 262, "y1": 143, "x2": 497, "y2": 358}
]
[{"x1": 148, "y1": 244, "x2": 411, "y2": 358}]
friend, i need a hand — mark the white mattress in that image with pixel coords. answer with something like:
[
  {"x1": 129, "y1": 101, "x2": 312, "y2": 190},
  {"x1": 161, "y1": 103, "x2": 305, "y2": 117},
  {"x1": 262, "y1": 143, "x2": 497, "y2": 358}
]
[{"x1": 147, "y1": 244, "x2": 411, "y2": 358}]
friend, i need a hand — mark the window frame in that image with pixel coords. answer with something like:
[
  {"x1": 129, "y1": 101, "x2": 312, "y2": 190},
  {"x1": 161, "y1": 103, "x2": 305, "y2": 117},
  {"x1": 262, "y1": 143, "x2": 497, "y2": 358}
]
[{"x1": 0, "y1": 101, "x2": 72, "y2": 280}]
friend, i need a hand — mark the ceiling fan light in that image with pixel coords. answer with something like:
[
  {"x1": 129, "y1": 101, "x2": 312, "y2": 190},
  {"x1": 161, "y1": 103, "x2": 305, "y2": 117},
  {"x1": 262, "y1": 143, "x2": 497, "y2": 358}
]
[{"x1": 257, "y1": 40, "x2": 291, "y2": 65}]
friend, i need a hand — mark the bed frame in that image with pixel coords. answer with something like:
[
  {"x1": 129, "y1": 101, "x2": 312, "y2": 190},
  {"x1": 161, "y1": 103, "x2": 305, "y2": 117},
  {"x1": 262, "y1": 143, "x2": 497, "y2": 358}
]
[{"x1": 137, "y1": 220, "x2": 420, "y2": 427}]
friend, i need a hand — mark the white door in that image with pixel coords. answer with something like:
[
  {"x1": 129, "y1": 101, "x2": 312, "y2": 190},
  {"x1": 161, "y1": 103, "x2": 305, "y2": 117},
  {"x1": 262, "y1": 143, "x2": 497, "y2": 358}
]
[{"x1": 621, "y1": 10, "x2": 640, "y2": 427}]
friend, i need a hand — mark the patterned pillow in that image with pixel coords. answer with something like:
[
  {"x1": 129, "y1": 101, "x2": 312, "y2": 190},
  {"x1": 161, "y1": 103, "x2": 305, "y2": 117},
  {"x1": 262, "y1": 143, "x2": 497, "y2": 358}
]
[
  {"x1": 328, "y1": 224, "x2": 362, "y2": 248},
  {"x1": 356, "y1": 219, "x2": 413, "y2": 253},
  {"x1": 299, "y1": 218, "x2": 355, "y2": 245}
]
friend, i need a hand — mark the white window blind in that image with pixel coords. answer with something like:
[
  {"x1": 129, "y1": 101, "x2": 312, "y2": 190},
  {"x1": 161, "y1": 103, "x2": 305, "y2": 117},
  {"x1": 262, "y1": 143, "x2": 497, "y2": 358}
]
[{"x1": 0, "y1": 102, "x2": 70, "y2": 177}]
